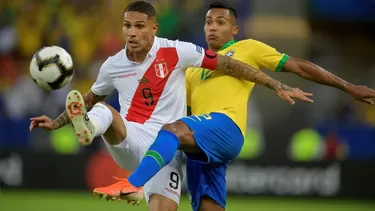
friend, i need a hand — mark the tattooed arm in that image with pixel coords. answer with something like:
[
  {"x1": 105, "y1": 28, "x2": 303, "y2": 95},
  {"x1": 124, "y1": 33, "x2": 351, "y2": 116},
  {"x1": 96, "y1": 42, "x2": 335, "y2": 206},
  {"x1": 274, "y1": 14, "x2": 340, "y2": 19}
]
[
  {"x1": 215, "y1": 54, "x2": 291, "y2": 91},
  {"x1": 30, "y1": 90, "x2": 107, "y2": 131},
  {"x1": 213, "y1": 54, "x2": 313, "y2": 104},
  {"x1": 52, "y1": 90, "x2": 107, "y2": 129}
]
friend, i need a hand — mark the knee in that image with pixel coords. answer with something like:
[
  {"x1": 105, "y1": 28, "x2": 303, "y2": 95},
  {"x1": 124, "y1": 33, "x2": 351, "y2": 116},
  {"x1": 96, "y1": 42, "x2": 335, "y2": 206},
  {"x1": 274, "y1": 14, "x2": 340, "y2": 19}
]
[
  {"x1": 161, "y1": 123, "x2": 179, "y2": 136},
  {"x1": 161, "y1": 122, "x2": 198, "y2": 152},
  {"x1": 89, "y1": 101, "x2": 107, "y2": 112},
  {"x1": 100, "y1": 104, "x2": 126, "y2": 145},
  {"x1": 161, "y1": 122, "x2": 193, "y2": 143}
]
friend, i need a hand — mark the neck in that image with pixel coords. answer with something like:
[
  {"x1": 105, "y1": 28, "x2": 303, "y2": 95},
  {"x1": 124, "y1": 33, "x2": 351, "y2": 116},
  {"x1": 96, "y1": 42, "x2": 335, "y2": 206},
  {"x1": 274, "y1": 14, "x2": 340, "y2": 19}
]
[
  {"x1": 208, "y1": 45, "x2": 221, "y2": 52},
  {"x1": 208, "y1": 39, "x2": 236, "y2": 52},
  {"x1": 126, "y1": 37, "x2": 154, "y2": 63}
]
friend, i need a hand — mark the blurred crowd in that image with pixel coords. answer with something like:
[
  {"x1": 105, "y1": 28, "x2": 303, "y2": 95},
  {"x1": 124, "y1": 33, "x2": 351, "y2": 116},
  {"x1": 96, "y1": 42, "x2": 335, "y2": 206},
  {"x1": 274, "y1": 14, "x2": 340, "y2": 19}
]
[
  {"x1": 0, "y1": 0, "x2": 251, "y2": 150},
  {"x1": 1, "y1": 0, "x2": 375, "y2": 161}
]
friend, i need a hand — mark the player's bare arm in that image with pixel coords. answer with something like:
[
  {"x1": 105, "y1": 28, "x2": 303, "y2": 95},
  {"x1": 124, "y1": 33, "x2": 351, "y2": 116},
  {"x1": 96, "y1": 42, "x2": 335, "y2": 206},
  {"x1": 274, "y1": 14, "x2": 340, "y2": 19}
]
[
  {"x1": 215, "y1": 54, "x2": 313, "y2": 105},
  {"x1": 29, "y1": 90, "x2": 107, "y2": 131},
  {"x1": 54, "y1": 90, "x2": 107, "y2": 128},
  {"x1": 283, "y1": 57, "x2": 375, "y2": 105}
]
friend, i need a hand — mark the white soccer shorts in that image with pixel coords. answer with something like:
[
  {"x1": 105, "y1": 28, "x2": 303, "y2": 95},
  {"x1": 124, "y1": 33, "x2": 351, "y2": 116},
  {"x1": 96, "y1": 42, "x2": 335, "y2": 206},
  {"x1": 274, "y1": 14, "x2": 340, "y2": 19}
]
[{"x1": 102, "y1": 116, "x2": 184, "y2": 204}]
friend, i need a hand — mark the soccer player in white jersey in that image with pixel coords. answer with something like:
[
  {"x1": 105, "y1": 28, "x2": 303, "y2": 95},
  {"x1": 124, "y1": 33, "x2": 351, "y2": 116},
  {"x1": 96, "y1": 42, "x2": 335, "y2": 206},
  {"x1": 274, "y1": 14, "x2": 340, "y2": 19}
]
[{"x1": 29, "y1": 1, "x2": 314, "y2": 211}]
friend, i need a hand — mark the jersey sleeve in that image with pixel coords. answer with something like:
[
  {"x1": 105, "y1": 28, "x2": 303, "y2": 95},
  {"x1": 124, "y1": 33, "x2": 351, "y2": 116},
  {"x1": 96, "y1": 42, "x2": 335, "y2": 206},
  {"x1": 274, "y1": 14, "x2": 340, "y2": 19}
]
[
  {"x1": 176, "y1": 41, "x2": 218, "y2": 71},
  {"x1": 248, "y1": 40, "x2": 289, "y2": 72},
  {"x1": 91, "y1": 60, "x2": 115, "y2": 96}
]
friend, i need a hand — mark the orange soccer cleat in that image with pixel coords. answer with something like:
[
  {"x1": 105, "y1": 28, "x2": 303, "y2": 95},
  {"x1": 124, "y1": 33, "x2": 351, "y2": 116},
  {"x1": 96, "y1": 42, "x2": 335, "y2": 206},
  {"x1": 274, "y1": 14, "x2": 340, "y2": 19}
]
[{"x1": 93, "y1": 177, "x2": 144, "y2": 205}]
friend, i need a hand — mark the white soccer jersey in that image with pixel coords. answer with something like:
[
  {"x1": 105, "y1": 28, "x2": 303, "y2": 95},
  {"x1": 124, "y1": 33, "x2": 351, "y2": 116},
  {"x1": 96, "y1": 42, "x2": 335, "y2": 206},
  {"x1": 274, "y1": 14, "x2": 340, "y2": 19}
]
[
  {"x1": 91, "y1": 36, "x2": 218, "y2": 204},
  {"x1": 91, "y1": 36, "x2": 215, "y2": 127}
]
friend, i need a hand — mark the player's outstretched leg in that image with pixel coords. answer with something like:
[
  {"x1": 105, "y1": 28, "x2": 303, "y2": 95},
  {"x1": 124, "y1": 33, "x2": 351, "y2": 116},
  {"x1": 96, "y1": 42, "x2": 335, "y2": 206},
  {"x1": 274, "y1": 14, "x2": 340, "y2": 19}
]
[
  {"x1": 114, "y1": 120, "x2": 198, "y2": 198},
  {"x1": 125, "y1": 121, "x2": 193, "y2": 188},
  {"x1": 66, "y1": 90, "x2": 127, "y2": 146},
  {"x1": 118, "y1": 113, "x2": 243, "y2": 205},
  {"x1": 187, "y1": 158, "x2": 226, "y2": 211},
  {"x1": 66, "y1": 90, "x2": 143, "y2": 202}
]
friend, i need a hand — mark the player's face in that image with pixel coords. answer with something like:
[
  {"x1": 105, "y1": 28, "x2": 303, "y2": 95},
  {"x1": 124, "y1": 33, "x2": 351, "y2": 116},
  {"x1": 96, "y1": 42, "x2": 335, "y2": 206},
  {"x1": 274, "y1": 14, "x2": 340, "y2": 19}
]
[
  {"x1": 204, "y1": 8, "x2": 238, "y2": 50},
  {"x1": 123, "y1": 11, "x2": 158, "y2": 52}
]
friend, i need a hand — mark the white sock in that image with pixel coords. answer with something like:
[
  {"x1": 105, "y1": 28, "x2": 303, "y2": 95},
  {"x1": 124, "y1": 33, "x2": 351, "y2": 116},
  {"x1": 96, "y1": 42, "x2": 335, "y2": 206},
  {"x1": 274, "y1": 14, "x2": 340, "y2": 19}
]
[{"x1": 87, "y1": 103, "x2": 113, "y2": 137}]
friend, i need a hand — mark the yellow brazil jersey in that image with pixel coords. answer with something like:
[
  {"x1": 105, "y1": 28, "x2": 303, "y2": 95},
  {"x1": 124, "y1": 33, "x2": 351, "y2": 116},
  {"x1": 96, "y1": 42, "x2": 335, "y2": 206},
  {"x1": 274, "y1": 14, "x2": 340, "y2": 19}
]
[{"x1": 186, "y1": 39, "x2": 289, "y2": 136}]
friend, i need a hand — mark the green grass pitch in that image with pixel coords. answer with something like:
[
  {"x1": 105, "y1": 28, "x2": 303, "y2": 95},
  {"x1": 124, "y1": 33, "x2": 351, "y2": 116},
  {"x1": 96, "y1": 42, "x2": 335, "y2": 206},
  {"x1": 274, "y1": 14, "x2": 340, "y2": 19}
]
[{"x1": 0, "y1": 190, "x2": 374, "y2": 211}]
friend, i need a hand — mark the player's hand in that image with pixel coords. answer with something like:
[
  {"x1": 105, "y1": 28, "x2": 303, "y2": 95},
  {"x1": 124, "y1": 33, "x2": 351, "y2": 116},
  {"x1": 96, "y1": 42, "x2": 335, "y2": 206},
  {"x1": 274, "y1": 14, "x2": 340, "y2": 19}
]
[
  {"x1": 347, "y1": 85, "x2": 375, "y2": 105},
  {"x1": 29, "y1": 115, "x2": 57, "y2": 132},
  {"x1": 276, "y1": 87, "x2": 314, "y2": 105}
]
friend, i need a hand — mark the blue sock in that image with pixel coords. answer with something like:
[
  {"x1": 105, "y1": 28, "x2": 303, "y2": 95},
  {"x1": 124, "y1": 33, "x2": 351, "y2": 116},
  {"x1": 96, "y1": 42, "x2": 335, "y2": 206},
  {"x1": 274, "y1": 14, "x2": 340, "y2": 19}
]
[{"x1": 128, "y1": 129, "x2": 180, "y2": 188}]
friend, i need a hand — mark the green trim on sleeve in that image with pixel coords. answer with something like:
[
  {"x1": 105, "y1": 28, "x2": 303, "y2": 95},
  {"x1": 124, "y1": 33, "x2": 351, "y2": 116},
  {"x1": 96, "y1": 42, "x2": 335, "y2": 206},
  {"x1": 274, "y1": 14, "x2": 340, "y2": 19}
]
[{"x1": 275, "y1": 54, "x2": 289, "y2": 72}]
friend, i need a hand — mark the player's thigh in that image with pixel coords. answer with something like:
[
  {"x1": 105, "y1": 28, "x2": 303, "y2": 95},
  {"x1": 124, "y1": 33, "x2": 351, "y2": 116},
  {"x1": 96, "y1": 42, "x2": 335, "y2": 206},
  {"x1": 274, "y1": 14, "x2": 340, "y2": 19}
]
[
  {"x1": 181, "y1": 112, "x2": 244, "y2": 164},
  {"x1": 102, "y1": 118, "x2": 140, "y2": 171},
  {"x1": 199, "y1": 196, "x2": 225, "y2": 211},
  {"x1": 143, "y1": 151, "x2": 183, "y2": 211},
  {"x1": 101, "y1": 103, "x2": 127, "y2": 145},
  {"x1": 103, "y1": 141, "x2": 138, "y2": 171},
  {"x1": 187, "y1": 158, "x2": 227, "y2": 211}
]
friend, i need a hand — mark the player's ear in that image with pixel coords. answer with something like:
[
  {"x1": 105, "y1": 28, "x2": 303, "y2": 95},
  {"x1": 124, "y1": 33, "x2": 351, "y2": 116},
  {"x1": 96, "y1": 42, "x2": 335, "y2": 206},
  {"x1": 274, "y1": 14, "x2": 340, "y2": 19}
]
[
  {"x1": 232, "y1": 25, "x2": 239, "y2": 36},
  {"x1": 152, "y1": 23, "x2": 158, "y2": 36}
]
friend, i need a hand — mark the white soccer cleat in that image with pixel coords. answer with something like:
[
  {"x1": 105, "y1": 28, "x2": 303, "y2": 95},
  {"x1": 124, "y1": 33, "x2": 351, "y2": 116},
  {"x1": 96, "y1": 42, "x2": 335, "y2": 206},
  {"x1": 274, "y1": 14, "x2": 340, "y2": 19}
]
[{"x1": 66, "y1": 90, "x2": 95, "y2": 146}]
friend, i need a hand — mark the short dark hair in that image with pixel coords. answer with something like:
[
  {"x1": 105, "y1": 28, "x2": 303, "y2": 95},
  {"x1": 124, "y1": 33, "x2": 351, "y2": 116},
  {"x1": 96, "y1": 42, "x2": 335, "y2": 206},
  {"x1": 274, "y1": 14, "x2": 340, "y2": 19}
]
[
  {"x1": 124, "y1": 1, "x2": 156, "y2": 18},
  {"x1": 208, "y1": 0, "x2": 237, "y2": 20}
]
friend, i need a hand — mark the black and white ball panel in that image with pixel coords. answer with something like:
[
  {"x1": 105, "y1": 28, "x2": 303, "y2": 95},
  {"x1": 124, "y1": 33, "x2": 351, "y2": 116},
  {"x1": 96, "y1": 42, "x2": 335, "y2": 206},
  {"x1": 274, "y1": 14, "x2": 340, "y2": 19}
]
[{"x1": 30, "y1": 46, "x2": 74, "y2": 90}]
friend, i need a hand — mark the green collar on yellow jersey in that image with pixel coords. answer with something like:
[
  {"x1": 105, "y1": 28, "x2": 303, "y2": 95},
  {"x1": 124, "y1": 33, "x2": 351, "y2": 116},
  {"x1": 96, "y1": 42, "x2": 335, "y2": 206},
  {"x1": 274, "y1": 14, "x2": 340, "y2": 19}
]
[
  {"x1": 219, "y1": 40, "x2": 237, "y2": 51},
  {"x1": 200, "y1": 40, "x2": 237, "y2": 81}
]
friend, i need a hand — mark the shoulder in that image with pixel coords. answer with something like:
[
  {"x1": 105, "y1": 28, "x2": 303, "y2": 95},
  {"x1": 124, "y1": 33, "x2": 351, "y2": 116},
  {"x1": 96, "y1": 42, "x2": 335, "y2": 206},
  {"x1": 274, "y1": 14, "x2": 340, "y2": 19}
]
[
  {"x1": 235, "y1": 39, "x2": 264, "y2": 48},
  {"x1": 234, "y1": 39, "x2": 277, "y2": 58},
  {"x1": 102, "y1": 49, "x2": 126, "y2": 70},
  {"x1": 240, "y1": 39, "x2": 275, "y2": 51},
  {"x1": 154, "y1": 36, "x2": 178, "y2": 48},
  {"x1": 155, "y1": 36, "x2": 199, "y2": 51}
]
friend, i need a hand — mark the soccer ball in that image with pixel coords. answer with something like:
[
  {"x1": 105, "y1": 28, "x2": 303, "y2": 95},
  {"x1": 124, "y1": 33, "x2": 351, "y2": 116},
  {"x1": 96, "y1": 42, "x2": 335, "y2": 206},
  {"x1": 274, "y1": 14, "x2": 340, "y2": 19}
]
[{"x1": 30, "y1": 46, "x2": 74, "y2": 91}]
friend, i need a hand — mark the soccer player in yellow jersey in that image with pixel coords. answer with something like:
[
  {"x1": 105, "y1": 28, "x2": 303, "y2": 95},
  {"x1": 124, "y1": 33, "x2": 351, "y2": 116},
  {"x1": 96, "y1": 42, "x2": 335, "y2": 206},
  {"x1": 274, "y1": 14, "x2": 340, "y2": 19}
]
[
  {"x1": 181, "y1": 1, "x2": 375, "y2": 211},
  {"x1": 94, "y1": 1, "x2": 375, "y2": 210}
]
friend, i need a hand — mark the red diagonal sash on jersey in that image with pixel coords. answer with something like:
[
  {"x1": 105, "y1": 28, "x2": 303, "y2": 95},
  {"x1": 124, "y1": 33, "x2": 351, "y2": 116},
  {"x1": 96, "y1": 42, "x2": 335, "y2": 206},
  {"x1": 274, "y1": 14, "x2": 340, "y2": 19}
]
[{"x1": 125, "y1": 48, "x2": 179, "y2": 124}]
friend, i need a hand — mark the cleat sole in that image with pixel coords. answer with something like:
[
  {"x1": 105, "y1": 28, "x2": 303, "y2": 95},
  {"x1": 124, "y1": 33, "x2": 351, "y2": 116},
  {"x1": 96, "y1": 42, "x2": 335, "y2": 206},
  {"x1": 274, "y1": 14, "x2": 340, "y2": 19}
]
[
  {"x1": 66, "y1": 90, "x2": 93, "y2": 146},
  {"x1": 93, "y1": 190, "x2": 143, "y2": 205}
]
